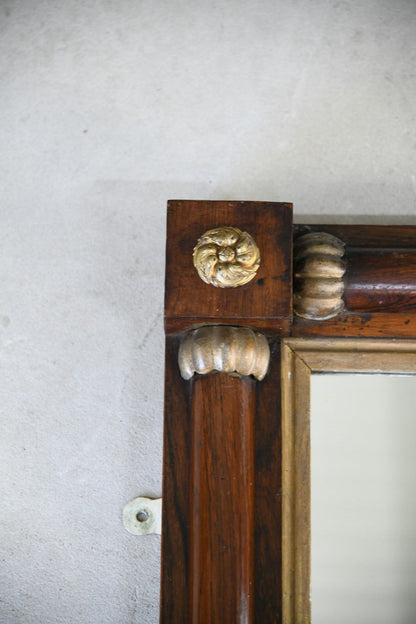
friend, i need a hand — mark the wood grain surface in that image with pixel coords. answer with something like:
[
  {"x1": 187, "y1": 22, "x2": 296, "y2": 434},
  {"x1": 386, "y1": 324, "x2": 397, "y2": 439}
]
[
  {"x1": 160, "y1": 336, "x2": 191, "y2": 623},
  {"x1": 294, "y1": 223, "x2": 416, "y2": 334},
  {"x1": 190, "y1": 374, "x2": 255, "y2": 623},
  {"x1": 165, "y1": 200, "x2": 293, "y2": 334},
  {"x1": 162, "y1": 208, "x2": 416, "y2": 623},
  {"x1": 344, "y1": 248, "x2": 416, "y2": 312}
]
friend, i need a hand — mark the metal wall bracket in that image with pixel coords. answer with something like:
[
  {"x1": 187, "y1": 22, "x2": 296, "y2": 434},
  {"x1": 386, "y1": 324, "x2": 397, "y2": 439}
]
[{"x1": 122, "y1": 496, "x2": 162, "y2": 535}]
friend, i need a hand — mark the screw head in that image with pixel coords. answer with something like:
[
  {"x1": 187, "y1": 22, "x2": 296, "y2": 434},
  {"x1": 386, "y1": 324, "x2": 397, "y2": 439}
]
[{"x1": 136, "y1": 509, "x2": 150, "y2": 523}]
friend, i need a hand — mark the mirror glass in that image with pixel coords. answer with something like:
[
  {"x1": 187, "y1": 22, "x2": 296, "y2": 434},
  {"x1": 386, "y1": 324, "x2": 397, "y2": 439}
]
[{"x1": 311, "y1": 374, "x2": 416, "y2": 624}]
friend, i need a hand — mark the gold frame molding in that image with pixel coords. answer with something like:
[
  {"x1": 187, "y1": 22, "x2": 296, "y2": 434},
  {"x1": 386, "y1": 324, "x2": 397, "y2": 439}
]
[{"x1": 281, "y1": 337, "x2": 416, "y2": 624}]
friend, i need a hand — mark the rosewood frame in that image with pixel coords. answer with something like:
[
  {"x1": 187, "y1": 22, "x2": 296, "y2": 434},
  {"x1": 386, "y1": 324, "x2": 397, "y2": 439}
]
[{"x1": 160, "y1": 200, "x2": 416, "y2": 623}]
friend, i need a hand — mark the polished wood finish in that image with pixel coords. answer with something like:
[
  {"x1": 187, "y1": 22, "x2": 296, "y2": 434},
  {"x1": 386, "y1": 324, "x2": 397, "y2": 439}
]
[
  {"x1": 294, "y1": 223, "x2": 416, "y2": 336},
  {"x1": 294, "y1": 224, "x2": 416, "y2": 248},
  {"x1": 254, "y1": 339, "x2": 283, "y2": 621},
  {"x1": 162, "y1": 201, "x2": 293, "y2": 623},
  {"x1": 160, "y1": 336, "x2": 191, "y2": 623},
  {"x1": 161, "y1": 333, "x2": 280, "y2": 623},
  {"x1": 293, "y1": 312, "x2": 416, "y2": 338},
  {"x1": 344, "y1": 248, "x2": 416, "y2": 312},
  {"x1": 191, "y1": 374, "x2": 255, "y2": 623},
  {"x1": 162, "y1": 205, "x2": 416, "y2": 623},
  {"x1": 165, "y1": 200, "x2": 293, "y2": 334}
]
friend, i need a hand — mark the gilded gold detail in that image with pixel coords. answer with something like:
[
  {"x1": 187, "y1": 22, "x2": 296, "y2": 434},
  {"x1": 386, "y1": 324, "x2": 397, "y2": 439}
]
[
  {"x1": 193, "y1": 226, "x2": 260, "y2": 288},
  {"x1": 294, "y1": 232, "x2": 346, "y2": 320},
  {"x1": 178, "y1": 325, "x2": 270, "y2": 381}
]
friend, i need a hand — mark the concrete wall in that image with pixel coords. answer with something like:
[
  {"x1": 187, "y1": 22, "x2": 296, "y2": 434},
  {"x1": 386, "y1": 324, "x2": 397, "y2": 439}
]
[{"x1": 1, "y1": 1, "x2": 415, "y2": 622}]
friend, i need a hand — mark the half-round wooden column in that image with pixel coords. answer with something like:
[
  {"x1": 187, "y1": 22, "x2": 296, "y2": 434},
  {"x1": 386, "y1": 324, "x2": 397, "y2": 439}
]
[
  {"x1": 293, "y1": 229, "x2": 416, "y2": 325},
  {"x1": 179, "y1": 326, "x2": 270, "y2": 624},
  {"x1": 162, "y1": 200, "x2": 292, "y2": 622}
]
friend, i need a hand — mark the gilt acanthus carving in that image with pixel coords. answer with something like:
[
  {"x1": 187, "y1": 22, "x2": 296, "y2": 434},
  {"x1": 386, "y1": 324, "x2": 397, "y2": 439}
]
[
  {"x1": 294, "y1": 232, "x2": 346, "y2": 320},
  {"x1": 178, "y1": 325, "x2": 270, "y2": 381}
]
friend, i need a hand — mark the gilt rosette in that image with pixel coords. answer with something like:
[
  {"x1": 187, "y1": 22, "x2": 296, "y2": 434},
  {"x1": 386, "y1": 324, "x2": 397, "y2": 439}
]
[{"x1": 192, "y1": 226, "x2": 260, "y2": 288}]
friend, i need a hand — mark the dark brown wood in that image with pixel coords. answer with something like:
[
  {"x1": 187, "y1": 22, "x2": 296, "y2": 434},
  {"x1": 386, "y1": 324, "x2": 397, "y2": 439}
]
[
  {"x1": 190, "y1": 374, "x2": 255, "y2": 623},
  {"x1": 160, "y1": 336, "x2": 191, "y2": 623},
  {"x1": 254, "y1": 339, "x2": 283, "y2": 621},
  {"x1": 165, "y1": 200, "x2": 293, "y2": 335},
  {"x1": 294, "y1": 224, "x2": 416, "y2": 248},
  {"x1": 294, "y1": 223, "x2": 416, "y2": 336},
  {"x1": 343, "y1": 248, "x2": 416, "y2": 312},
  {"x1": 293, "y1": 312, "x2": 416, "y2": 338},
  {"x1": 162, "y1": 200, "x2": 293, "y2": 624},
  {"x1": 161, "y1": 336, "x2": 285, "y2": 624},
  {"x1": 162, "y1": 207, "x2": 416, "y2": 624},
  {"x1": 165, "y1": 316, "x2": 289, "y2": 336}
]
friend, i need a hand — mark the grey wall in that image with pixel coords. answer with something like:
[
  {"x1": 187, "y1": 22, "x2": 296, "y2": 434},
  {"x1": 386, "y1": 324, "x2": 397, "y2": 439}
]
[{"x1": 1, "y1": 1, "x2": 415, "y2": 622}]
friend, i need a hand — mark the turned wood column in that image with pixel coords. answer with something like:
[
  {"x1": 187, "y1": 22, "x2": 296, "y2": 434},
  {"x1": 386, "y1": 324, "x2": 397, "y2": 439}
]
[
  {"x1": 190, "y1": 374, "x2": 255, "y2": 622},
  {"x1": 292, "y1": 225, "x2": 416, "y2": 337},
  {"x1": 179, "y1": 326, "x2": 269, "y2": 622},
  {"x1": 293, "y1": 229, "x2": 416, "y2": 318},
  {"x1": 161, "y1": 201, "x2": 292, "y2": 623}
]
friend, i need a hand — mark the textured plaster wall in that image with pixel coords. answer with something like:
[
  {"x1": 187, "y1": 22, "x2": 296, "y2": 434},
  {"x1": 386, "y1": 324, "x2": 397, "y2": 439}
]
[{"x1": 0, "y1": 1, "x2": 415, "y2": 622}]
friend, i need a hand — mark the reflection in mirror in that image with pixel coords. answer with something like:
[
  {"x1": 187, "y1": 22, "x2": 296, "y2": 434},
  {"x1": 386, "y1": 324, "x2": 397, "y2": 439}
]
[{"x1": 311, "y1": 374, "x2": 416, "y2": 624}]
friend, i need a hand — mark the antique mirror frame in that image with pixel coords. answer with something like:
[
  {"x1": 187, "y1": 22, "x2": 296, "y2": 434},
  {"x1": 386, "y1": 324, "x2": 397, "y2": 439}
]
[{"x1": 161, "y1": 201, "x2": 416, "y2": 623}]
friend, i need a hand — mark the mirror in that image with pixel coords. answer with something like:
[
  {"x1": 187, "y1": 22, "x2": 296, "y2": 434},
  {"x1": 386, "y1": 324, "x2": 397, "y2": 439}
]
[
  {"x1": 162, "y1": 203, "x2": 416, "y2": 623},
  {"x1": 311, "y1": 373, "x2": 416, "y2": 624},
  {"x1": 281, "y1": 339, "x2": 416, "y2": 623}
]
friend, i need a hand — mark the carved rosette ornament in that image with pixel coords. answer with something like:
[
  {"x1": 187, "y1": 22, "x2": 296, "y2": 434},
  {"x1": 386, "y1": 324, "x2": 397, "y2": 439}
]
[
  {"x1": 193, "y1": 226, "x2": 260, "y2": 288},
  {"x1": 294, "y1": 232, "x2": 346, "y2": 320},
  {"x1": 178, "y1": 325, "x2": 270, "y2": 381}
]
